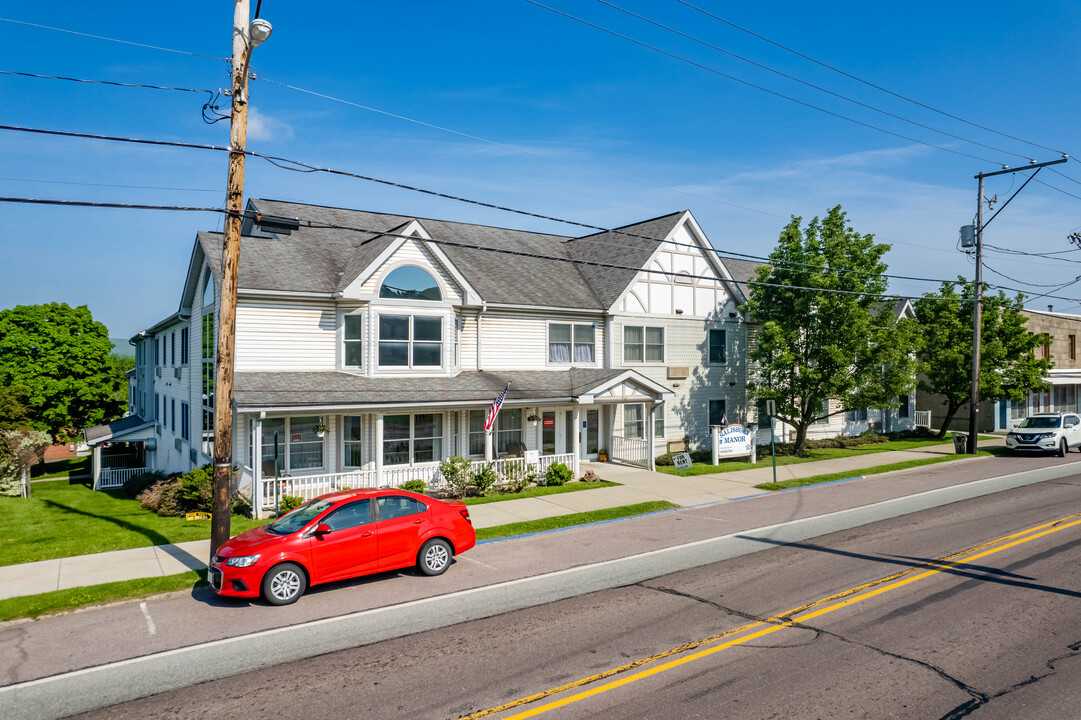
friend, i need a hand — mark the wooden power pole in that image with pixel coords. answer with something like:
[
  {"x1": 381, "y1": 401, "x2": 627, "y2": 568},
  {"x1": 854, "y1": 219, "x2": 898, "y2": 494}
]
[{"x1": 211, "y1": 0, "x2": 252, "y2": 558}]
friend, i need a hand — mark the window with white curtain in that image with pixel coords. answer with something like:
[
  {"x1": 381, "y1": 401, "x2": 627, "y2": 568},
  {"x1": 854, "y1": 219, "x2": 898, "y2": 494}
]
[
  {"x1": 624, "y1": 326, "x2": 664, "y2": 363},
  {"x1": 624, "y1": 404, "x2": 645, "y2": 439},
  {"x1": 549, "y1": 322, "x2": 595, "y2": 363}
]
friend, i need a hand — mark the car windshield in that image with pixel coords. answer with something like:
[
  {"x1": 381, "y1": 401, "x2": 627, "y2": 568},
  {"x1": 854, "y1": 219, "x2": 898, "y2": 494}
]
[
  {"x1": 1017, "y1": 417, "x2": 1061, "y2": 429},
  {"x1": 265, "y1": 499, "x2": 333, "y2": 535}
]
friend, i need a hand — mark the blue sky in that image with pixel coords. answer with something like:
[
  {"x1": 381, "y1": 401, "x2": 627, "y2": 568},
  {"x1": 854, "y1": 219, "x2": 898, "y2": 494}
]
[{"x1": 2, "y1": 1, "x2": 1080, "y2": 338}]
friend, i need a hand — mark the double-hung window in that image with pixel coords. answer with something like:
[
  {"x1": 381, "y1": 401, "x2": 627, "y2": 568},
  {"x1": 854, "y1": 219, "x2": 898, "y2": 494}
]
[
  {"x1": 260, "y1": 416, "x2": 324, "y2": 472},
  {"x1": 549, "y1": 323, "x2": 595, "y2": 363},
  {"x1": 708, "y1": 399, "x2": 726, "y2": 427},
  {"x1": 379, "y1": 315, "x2": 442, "y2": 368},
  {"x1": 624, "y1": 404, "x2": 645, "y2": 439},
  {"x1": 708, "y1": 329, "x2": 727, "y2": 364},
  {"x1": 383, "y1": 413, "x2": 443, "y2": 466},
  {"x1": 624, "y1": 326, "x2": 664, "y2": 363},
  {"x1": 343, "y1": 416, "x2": 363, "y2": 467},
  {"x1": 844, "y1": 408, "x2": 868, "y2": 422},
  {"x1": 469, "y1": 408, "x2": 523, "y2": 454},
  {"x1": 468, "y1": 410, "x2": 486, "y2": 456},
  {"x1": 181, "y1": 403, "x2": 190, "y2": 441},
  {"x1": 344, "y1": 314, "x2": 363, "y2": 368}
]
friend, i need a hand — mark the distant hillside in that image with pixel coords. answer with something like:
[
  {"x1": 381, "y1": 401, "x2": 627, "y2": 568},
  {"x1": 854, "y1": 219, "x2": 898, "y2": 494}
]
[{"x1": 110, "y1": 338, "x2": 135, "y2": 357}]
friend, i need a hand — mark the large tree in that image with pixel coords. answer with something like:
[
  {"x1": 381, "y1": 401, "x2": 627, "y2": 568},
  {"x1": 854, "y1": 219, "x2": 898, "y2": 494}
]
[
  {"x1": 0, "y1": 303, "x2": 125, "y2": 440},
  {"x1": 914, "y1": 280, "x2": 1050, "y2": 437},
  {"x1": 746, "y1": 206, "x2": 917, "y2": 453}
]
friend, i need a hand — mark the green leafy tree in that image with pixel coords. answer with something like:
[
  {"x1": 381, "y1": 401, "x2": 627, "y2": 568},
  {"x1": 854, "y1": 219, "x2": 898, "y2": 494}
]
[
  {"x1": 914, "y1": 279, "x2": 1050, "y2": 437},
  {"x1": 0, "y1": 303, "x2": 125, "y2": 440},
  {"x1": 0, "y1": 385, "x2": 35, "y2": 431},
  {"x1": 746, "y1": 206, "x2": 917, "y2": 453}
]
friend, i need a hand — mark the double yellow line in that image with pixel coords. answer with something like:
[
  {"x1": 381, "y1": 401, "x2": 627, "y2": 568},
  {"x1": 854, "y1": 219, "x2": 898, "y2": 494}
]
[{"x1": 466, "y1": 511, "x2": 1081, "y2": 720}]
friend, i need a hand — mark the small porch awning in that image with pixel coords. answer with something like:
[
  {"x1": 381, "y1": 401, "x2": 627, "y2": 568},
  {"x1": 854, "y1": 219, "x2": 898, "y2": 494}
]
[
  {"x1": 234, "y1": 369, "x2": 675, "y2": 413},
  {"x1": 83, "y1": 415, "x2": 156, "y2": 446}
]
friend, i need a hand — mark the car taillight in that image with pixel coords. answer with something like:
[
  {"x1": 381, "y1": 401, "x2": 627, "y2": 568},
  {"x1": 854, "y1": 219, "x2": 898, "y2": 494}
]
[{"x1": 460, "y1": 508, "x2": 472, "y2": 525}]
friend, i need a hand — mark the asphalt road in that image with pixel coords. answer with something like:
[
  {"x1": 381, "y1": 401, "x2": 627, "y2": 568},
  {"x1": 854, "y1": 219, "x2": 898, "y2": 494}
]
[{"x1": 66, "y1": 464, "x2": 1081, "y2": 719}]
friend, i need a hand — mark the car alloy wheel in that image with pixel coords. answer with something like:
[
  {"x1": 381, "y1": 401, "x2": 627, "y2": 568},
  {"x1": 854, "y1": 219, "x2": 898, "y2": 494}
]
[
  {"x1": 1060, "y1": 439, "x2": 1068, "y2": 458},
  {"x1": 262, "y1": 562, "x2": 307, "y2": 605},
  {"x1": 418, "y1": 538, "x2": 452, "y2": 576}
]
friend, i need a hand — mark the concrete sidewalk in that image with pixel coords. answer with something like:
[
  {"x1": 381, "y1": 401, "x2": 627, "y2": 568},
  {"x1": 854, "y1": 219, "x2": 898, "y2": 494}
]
[{"x1": 0, "y1": 439, "x2": 986, "y2": 602}]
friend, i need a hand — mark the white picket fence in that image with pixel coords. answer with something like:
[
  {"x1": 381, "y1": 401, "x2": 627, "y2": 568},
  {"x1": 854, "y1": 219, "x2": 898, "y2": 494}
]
[
  {"x1": 259, "y1": 453, "x2": 577, "y2": 510},
  {"x1": 611, "y1": 434, "x2": 649, "y2": 467},
  {"x1": 914, "y1": 410, "x2": 932, "y2": 429},
  {"x1": 98, "y1": 467, "x2": 149, "y2": 489}
]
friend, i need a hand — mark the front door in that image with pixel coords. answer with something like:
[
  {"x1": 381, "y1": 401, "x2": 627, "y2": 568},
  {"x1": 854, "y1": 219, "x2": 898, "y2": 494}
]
[
  {"x1": 584, "y1": 409, "x2": 599, "y2": 459},
  {"x1": 309, "y1": 499, "x2": 378, "y2": 583},
  {"x1": 542, "y1": 412, "x2": 556, "y2": 455}
]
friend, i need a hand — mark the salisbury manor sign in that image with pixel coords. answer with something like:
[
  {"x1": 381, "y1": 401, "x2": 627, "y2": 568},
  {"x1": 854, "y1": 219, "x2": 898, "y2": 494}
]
[{"x1": 712, "y1": 424, "x2": 756, "y2": 464}]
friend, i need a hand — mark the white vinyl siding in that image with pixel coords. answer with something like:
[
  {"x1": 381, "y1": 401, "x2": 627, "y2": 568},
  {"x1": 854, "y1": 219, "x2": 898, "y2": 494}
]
[
  {"x1": 479, "y1": 312, "x2": 605, "y2": 370},
  {"x1": 236, "y1": 300, "x2": 337, "y2": 371},
  {"x1": 354, "y1": 239, "x2": 463, "y2": 304}
]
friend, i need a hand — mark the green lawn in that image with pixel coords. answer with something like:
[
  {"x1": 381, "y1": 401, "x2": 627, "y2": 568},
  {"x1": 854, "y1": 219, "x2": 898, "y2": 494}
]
[
  {"x1": 753, "y1": 451, "x2": 995, "y2": 491},
  {"x1": 656, "y1": 437, "x2": 960, "y2": 477},
  {"x1": 463, "y1": 480, "x2": 618, "y2": 505},
  {"x1": 0, "y1": 500, "x2": 678, "y2": 620},
  {"x1": 30, "y1": 456, "x2": 91, "y2": 479},
  {"x1": 0, "y1": 480, "x2": 268, "y2": 567}
]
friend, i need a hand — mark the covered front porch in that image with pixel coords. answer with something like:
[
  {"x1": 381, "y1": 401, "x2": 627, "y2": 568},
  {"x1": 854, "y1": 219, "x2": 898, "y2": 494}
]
[
  {"x1": 233, "y1": 369, "x2": 674, "y2": 516},
  {"x1": 82, "y1": 415, "x2": 157, "y2": 490}
]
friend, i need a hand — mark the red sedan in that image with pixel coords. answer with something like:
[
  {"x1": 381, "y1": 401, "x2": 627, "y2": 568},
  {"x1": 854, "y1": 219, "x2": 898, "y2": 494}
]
[{"x1": 209, "y1": 488, "x2": 476, "y2": 605}]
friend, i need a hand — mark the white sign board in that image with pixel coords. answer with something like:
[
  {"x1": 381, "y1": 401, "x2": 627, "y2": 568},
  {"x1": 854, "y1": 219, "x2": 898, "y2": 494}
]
[
  {"x1": 673, "y1": 452, "x2": 692, "y2": 470},
  {"x1": 524, "y1": 450, "x2": 540, "y2": 467},
  {"x1": 712, "y1": 425, "x2": 756, "y2": 464}
]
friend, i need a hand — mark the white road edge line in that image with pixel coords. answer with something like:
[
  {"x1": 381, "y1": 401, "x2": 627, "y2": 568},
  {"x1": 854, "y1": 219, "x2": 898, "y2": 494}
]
[{"x1": 2, "y1": 461, "x2": 1078, "y2": 720}]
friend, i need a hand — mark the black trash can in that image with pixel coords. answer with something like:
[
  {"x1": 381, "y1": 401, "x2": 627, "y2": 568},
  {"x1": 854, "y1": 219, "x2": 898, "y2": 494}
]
[{"x1": 952, "y1": 433, "x2": 968, "y2": 454}]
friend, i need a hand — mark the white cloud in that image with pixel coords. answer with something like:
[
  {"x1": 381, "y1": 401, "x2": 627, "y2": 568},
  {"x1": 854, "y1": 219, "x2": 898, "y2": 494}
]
[{"x1": 246, "y1": 108, "x2": 294, "y2": 142}]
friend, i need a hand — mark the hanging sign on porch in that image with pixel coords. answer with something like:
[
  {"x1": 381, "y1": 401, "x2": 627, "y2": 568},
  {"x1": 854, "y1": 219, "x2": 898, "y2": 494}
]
[
  {"x1": 543, "y1": 417, "x2": 555, "y2": 427},
  {"x1": 712, "y1": 424, "x2": 756, "y2": 464}
]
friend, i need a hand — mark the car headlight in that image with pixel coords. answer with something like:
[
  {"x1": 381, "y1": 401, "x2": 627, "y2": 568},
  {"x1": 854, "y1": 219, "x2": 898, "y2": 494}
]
[
  {"x1": 225, "y1": 554, "x2": 260, "y2": 567},
  {"x1": 1036, "y1": 433, "x2": 1055, "y2": 440}
]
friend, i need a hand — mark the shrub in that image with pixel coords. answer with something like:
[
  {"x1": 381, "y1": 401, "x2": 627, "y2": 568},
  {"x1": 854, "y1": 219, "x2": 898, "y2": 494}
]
[
  {"x1": 156, "y1": 481, "x2": 186, "y2": 517},
  {"x1": 123, "y1": 470, "x2": 165, "y2": 498},
  {"x1": 279, "y1": 495, "x2": 304, "y2": 513},
  {"x1": 232, "y1": 493, "x2": 252, "y2": 518},
  {"x1": 177, "y1": 465, "x2": 214, "y2": 512},
  {"x1": 654, "y1": 452, "x2": 675, "y2": 467},
  {"x1": 545, "y1": 462, "x2": 573, "y2": 487},
  {"x1": 500, "y1": 461, "x2": 536, "y2": 493},
  {"x1": 439, "y1": 456, "x2": 473, "y2": 498},
  {"x1": 398, "y1": 479, "x2": 427, "y2": 494},
  {"x1": 470, "y1": 463, "x2": 499, "y2": 495},
  {"x1": 137, "y1": 478, "x2": 178, "y2": 513}
]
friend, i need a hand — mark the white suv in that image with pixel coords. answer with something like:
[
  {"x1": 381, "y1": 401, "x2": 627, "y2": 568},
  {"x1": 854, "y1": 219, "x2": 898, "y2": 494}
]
[{"x1": 1006, "y1": 413, "x2": 1081, "y2": 456}]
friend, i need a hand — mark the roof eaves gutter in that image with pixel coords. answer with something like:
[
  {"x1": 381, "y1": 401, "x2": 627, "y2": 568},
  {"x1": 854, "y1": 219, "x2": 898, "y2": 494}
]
[
  {"x1": 238, "y1": 288, "x2": 343, "y2": 300},
  {"x1": 483, "y1": 302, "x2": 606, "y2": 315},
  {"x1": 236, "y1": 397, "x2": 576, "y2": 414}
]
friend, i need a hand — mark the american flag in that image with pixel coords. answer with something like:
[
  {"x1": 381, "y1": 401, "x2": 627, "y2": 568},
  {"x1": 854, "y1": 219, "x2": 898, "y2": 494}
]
[
  {"x1": 484, "y1": 382, "x2": 510, "y2": 431},
  {"x1": 721, "y1": 411, "x2": 728, "y2": 426}
]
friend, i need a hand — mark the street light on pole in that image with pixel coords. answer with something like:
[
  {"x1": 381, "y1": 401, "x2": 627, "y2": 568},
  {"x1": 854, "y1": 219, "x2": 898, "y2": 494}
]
[{"x1": 210, "y1": 0, "x2": 272, "y2": 559}]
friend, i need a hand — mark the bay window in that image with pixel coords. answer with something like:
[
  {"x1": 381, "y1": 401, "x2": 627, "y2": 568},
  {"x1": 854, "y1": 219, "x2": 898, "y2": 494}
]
[
  {"x1": 344, "y1": 314, "x2": 363, "y2": 368},
  {"x1": 379, "y1": 315, "x2": 442, "y2": 368}
]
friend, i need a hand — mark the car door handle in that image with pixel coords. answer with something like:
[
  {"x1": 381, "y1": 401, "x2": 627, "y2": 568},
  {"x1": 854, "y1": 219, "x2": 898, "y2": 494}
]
[
  {"x1": 360, "y1": 531, "x2": 373, "y2": 538},
  {"x1": 413, "y1": 519, "x2": 423, "y2": 525}
]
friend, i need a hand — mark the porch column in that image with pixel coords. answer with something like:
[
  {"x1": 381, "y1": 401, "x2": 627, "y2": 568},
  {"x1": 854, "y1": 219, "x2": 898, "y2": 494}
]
[
  {"x1": 375, "y1": 412, "x2": 384, "y2": 488},
  {"x1": 252, "y1": 415, "x2": 263, "y2": 519},
  {"x1": 571, "y1": 406, "x2": 581, "y2": 477},
  {"x1": 91, "y1": 444, "x2": 102, "y2": 490},
  {"x1": 647, "y1": 403, "x2": 656, "y2": 471},
  {"x1": 485, "y1": 429, "x2": 493, "y2": 461}
]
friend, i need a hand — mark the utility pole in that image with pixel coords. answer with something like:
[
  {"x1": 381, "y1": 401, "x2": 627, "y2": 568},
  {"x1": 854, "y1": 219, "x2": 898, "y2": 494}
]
[
  {"x1": 211, "y1": 0, "x2": 272, "y2": 557},
  {"x1": 966, "y1": 156, "x2": 1067, "y2": 454}
]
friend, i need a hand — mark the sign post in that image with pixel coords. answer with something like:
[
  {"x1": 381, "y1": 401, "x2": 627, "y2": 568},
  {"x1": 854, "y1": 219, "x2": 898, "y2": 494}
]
[{"x1": 766, "y1": 400, "x2": 777, "y2": 486}]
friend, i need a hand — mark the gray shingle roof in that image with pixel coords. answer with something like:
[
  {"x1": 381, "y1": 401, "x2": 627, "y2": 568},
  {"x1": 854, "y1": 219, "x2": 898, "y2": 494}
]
[
  {"x1": 234, "y1": 369, "x2": 634, "y2": 409},
  {"x1": 83, "y1": 415, "x2": 153, "y2": 445},
  {"x1": 201, "y1": 201, "x2": 709, "y2": 311}
]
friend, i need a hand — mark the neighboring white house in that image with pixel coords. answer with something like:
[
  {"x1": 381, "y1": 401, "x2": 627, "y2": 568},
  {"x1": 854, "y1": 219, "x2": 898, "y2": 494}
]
[{"x1": 84, "y1": 199, "x2": 760, "y2": 515}]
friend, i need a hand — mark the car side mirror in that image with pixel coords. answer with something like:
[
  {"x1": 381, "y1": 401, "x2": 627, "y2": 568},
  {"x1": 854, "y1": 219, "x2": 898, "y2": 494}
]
[{"x1": 312, "y1": 523, "x2": 331, "y2": 535}]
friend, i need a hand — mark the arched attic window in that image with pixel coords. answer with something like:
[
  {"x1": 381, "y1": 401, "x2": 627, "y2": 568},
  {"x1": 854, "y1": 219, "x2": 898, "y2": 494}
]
[{"x1": 379, "y1": 266, "x2": 442, "y2": 301}]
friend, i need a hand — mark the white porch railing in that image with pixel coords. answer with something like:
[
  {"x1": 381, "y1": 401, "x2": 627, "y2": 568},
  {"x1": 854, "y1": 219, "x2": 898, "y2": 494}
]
[
  {"x1": 261, "y1": 453, "x2": 579, "y2": 509},
  {"x1": 101, "y1": 454, "x2": 139, "y2": 469},
  {"x1": 611, "y1": 434, "x2": 649, "y2": 467},
  {"x1": 99, "y1": 467, "x2": 149, "y2": 489},
  {"x1": 914, "y1": 410, "x2": 932, "y2": 429}
]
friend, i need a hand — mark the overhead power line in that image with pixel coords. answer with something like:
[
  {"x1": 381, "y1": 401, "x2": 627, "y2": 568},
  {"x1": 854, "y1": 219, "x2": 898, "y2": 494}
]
[
  {"x1": 0, "y1": 69, "x2": 218, "y2": 95},
  {"x1": 0, "y1": 122, "x2": 1055, "y2": 289},
  {"x1": 524, "y1": 0, "x2": 1003, "y2": 165},
  {"x1": 9, "y1": 193, "x2": 1072, "y2": 303},
  {"x1": 674, "y1": 0, "x2": 1068, "y2": 158},
  {"x1": 0, "y1": 17, "x2": 227, "y2": 62},
  {"x1": 595, "y1": 0, "x2": 1034, "y2": 162}
]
